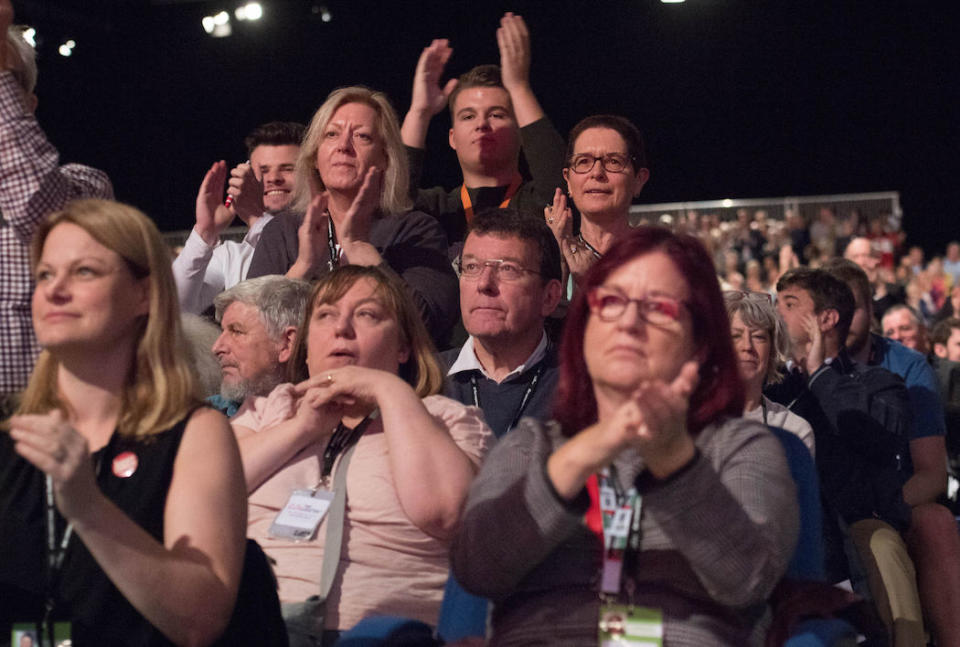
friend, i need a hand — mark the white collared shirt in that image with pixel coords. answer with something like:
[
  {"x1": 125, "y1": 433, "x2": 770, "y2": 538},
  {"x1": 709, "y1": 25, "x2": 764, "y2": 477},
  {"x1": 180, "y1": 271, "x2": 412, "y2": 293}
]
[
  {"x1": 448, "y1": 331, "x2": 548, "y2": 384},
  {"x1": 172, "y1": 213, "x2": 274, "y2": 315}
]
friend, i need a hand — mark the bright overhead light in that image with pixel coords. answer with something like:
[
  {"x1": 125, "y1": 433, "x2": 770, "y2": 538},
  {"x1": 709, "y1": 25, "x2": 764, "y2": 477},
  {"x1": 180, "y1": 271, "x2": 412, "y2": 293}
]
[
  {"x1": 22, "y1": 27, "x2": 36, "y2": 47},
  {"x1": 202, "y1": 16, "x2": 216, "y2": 33},
  {"x1": 65, "y1": 39, "x2": 76, "y2": 48},
  {"x1": 58, "y1": 44, "x2": 73, "y2": 57},
  {"x1": 244, "y1": 3, "x2": 263, "y2": 20},
  {"x1": 722, "y1": 199, "x2": 733, "y2": 208},
  {"x1": 213, "y1": 11, "x2": 230, "y2": 25}
]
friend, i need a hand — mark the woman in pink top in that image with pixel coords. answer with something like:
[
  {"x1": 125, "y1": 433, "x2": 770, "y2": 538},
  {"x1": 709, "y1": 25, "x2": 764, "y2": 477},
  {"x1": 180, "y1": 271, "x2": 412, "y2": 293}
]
[{"x1": 231, "y1": 265, "x2": 490, "y2": 646}]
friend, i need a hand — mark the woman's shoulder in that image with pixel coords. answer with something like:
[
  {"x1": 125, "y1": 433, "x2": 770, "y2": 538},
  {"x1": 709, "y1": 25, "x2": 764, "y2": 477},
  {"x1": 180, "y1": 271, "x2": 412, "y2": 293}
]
[
  {"x1": 697, "y1": 415, "x2": 783, "y2": 459},
  {"x1": 421, "y1": 394, "x2": 493, "y2": 461}
]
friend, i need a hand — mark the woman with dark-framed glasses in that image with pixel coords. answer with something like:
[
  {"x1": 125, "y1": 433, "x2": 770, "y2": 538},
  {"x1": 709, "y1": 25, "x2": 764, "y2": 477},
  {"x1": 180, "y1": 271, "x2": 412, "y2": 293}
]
[
  {"x1": 452, "y1": 227, "x2": 798, "y2": 646},
  {"x1": 544, "y1": 115, "x2": 650, "y2": 292}
]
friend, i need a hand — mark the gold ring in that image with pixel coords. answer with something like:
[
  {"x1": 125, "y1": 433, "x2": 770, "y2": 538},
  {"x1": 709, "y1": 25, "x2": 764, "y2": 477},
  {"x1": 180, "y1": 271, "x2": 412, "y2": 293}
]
[{"x1": 570, "y1": 246, "x2": 579, "y2": 254}]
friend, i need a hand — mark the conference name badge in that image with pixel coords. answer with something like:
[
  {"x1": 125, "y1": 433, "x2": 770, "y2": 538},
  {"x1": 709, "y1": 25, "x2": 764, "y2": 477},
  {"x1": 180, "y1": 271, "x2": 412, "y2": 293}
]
[{"x1": 269, "y1": 489, "x2": 334, "y2": 540}]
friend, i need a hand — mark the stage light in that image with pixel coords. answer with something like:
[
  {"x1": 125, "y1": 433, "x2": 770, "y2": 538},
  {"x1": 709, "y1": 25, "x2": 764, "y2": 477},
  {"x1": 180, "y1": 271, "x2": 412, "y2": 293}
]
[
  {"x1": 311, "y1": 5, "x2": 332, "y2": 22},
  {"x1": 203, "y1": 11, "x2": 232, "y2": 37},
  {"x1": 58, "y1": 43, "x2": 73, "y2": 57},
  {"x1": 22, "y1": 27, "x2": 36, "y2": 47},
  {"x1": 242, "y1": 3, "x2": 263, "y2": 21},
  {"x1": 722, "y1": 199, "x2": 733, "y2": 208}
]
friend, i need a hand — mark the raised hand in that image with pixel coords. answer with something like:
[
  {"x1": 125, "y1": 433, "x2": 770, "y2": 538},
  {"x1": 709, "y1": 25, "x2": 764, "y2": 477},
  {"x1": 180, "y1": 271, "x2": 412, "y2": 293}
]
[
  {"x1": 497, "y1": 12, "x2": 531, "y2": 92},
  {"x1": 10, "y1": 410, "x2": 101, "y2": 522},
  {"x1": 226, "y1": 161, "x2": 265, "y2": 225},
  {"x1": 800, "y1": 313, "x2": 826, "y2": 375},
  {"x1": 336, "y1": 167, "x2": 384, "y2": 267},
  {"x1": 288, "y1": 194, "x2": 330, "y2": 278},
  {"x1": 629, "y1": 360, "x2": 699, "y2": 478},
  {"x1": 402, "y1": 38, "x2": 458, "y2": 148},
  {"x1": 195, "y1": 161, "x2": 236, "y2": 245},
  {"x1": 546, "y1": 188, "x2": 594, "y2": 289},
  {"x1": 410, "y1": 39, "x2": 458, "y2": 118}
]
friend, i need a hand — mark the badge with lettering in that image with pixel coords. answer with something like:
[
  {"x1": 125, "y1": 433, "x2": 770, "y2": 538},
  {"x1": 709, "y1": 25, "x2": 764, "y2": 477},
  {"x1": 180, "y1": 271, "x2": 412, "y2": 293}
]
[
  {"x1": 269, "y1": 489, "x2": 335, "y2": 540},
  {"x1": 598, "y1": 604, "x2": 663, "y2": 647},
  {"x1": 112, "y1": 451, "x2": 138, "y2": 478}
]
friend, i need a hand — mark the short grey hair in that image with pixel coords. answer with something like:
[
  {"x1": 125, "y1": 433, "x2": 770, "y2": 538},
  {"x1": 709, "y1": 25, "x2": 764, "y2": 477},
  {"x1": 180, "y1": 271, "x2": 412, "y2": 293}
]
[
  {"x1": 214, "y1": 275, "x2": 312, "y2": 340},
  {"x1": 881, "y1": 303, "x2": 921, "y2": 327},
  {"x1": 724, "y1": 291, "x2": 791, "y2": 385},
  {"x1": 8, "y1": 26, "x2": 38, "y2": 95}
]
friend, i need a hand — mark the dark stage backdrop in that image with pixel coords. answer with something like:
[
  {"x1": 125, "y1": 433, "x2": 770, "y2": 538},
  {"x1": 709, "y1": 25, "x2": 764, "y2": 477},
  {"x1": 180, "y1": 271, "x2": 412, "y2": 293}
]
[{"x1": 19, "y1": 0, "x2": 960, "y2": 254}]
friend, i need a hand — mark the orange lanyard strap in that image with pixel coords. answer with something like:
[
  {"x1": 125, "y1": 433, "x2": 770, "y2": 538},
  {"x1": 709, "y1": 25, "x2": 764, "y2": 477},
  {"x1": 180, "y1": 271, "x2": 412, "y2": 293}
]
[{"x1": 459, "y1": 173, "x2": 523, "y2": 224}]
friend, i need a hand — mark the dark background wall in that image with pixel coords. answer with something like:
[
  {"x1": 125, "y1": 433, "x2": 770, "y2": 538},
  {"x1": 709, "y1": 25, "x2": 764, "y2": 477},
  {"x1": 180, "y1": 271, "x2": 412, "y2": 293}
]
[{"x1": 18, "y1": 1, "x2": 960, "y2": 254}]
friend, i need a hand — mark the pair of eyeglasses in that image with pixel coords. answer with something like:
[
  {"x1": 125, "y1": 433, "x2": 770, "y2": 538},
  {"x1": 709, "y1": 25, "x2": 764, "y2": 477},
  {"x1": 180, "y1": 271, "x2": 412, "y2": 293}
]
[
  {"x1": 456, "y1": 258, "x2": 540, "y2": 282},
  {"x1": 568, "y1": 153, "x2": 633, "y2": 174},
  {"x1": 587, "y1": 287, "x2": 687, "y2": 324}
]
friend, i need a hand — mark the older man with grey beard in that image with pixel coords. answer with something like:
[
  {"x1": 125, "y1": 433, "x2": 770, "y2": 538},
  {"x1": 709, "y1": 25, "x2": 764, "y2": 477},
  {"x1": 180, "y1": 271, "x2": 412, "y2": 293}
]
[{"x1": 210, "y1": 275, "x2": 312, "y2": 417}]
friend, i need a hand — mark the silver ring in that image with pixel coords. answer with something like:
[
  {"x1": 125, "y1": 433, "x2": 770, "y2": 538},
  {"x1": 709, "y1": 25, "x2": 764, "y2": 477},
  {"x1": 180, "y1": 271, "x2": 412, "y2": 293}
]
[
  {"x1": 325, "y1": 374, "x2": 334, "y2": 385},
  {"x1": 570, "y1": 246, "x2": 579, "y2": 254}
]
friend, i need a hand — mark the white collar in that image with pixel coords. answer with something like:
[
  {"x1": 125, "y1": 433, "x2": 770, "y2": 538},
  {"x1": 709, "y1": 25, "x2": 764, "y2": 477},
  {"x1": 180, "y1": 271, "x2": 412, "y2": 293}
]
[
  {"x1": 243, "y1": 213, "x2": 274, "y2": 247},
  {"x1": 448, "y1": 331, "x2": 548, "y2": 384}
]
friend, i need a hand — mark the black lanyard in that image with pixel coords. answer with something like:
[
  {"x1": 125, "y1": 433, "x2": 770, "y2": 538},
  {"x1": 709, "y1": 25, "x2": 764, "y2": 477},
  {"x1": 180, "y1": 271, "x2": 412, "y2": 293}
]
[
  {"x1": 470, "y1": 363, "x2": 543, "y2": 435},
  {"x1": 42, "y1": 455, "x2": 103, "y2": 642},
  {"x1": 321, "y1": 410, "x2": 378, "y2": 480},
  {"x1": 326, "y1": 215, "x2": 340, "y2": 272},
  {"x1": 578, "y1": 233, "x2": 603, "y2": 259},
  {"x1": 761, "y1": 397, "x2": 769, "y2": 427}
]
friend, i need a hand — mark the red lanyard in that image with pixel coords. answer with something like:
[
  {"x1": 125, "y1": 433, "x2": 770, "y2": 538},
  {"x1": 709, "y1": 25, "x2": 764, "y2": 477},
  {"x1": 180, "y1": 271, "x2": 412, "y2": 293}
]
[{"x1": 459, "y1": 173, "x2": 523, "y2": 224}]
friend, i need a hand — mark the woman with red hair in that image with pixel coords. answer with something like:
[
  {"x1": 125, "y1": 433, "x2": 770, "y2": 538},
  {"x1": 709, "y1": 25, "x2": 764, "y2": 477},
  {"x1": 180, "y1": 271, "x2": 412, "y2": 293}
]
[{"x1": 452, "y1": 227, "x2": 799, "y2": 645}]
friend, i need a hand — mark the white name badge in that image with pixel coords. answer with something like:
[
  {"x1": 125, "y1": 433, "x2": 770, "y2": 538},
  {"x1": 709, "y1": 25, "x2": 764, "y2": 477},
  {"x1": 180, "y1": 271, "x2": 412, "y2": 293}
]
[{"x1": 269, "y1": 488, "x2": 335, "y2": 540}]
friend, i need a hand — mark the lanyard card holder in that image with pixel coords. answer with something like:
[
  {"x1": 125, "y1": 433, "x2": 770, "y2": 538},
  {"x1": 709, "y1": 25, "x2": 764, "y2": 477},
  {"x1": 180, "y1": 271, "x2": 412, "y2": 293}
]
[
  {"x1": 597, "y1": 470, "x2": 662, "y2": 646},
  {"x1": 12, "y1": 622, "x2": 71, "y2": 647},
  {"x1": 598, "y1": 604, "x2": 663, "y2": 647},
  {"x1": 269, "y1": 489, "x2": 335, "y2": 540}
]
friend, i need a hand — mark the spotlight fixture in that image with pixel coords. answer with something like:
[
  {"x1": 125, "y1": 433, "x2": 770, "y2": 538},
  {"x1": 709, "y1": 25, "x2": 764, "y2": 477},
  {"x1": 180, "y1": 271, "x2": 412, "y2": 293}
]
[
  {"x1": 202, "y1": 11, "x2": 232, "y2": 37},
  {"x1": 22, "y1": 26, "x2": 36, "y2": 47},
  {"x1": 236, "y1": 2, "x2": 263, "y2": 21},
  {"x1": 58, "y1": 39, "x2": 76, "y2": 57}
]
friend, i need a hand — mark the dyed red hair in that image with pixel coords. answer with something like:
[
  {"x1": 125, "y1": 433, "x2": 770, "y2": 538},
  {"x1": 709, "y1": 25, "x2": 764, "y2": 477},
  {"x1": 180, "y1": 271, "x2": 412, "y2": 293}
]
[{"x1": 554, "y1": 226, "x2": 744, "y2": 436}]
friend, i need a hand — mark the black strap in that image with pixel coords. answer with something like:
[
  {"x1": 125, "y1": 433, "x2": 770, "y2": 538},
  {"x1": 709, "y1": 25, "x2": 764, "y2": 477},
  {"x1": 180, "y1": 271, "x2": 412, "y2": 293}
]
[
  {"x1": 326, "y1": 215, "x2": 339, "y2": 272},
  {"x1": 43, "y1": 454, "x2": 103, "y2": 641},
  {"x1": 321, "y1": 411, "x2": 377, "y2": 481},
  {"x1": 577, "y1": 232, "x2": 603, "y2": 259},
  {"x1": 470, "y1": 363, "x2": 544, "y2": 434}
]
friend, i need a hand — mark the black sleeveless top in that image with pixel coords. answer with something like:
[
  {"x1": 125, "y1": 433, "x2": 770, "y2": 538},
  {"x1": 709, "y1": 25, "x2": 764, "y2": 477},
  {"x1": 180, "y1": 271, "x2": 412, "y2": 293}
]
[{"x1": 0, "y1": 415, "x2": 190, "y2": 646}]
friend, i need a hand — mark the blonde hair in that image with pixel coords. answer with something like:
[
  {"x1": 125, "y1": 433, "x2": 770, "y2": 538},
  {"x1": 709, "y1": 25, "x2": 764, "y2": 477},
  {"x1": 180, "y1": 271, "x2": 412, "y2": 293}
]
[
  {"x1": 294, "y1": 86, "x2": 412, "y2": 215},
  {"x1": 288, "y1": 266, "x2": 444, "y2": 398},
  {"x1": 723, "y1": 290, "x2": 791, "y2": 385},
  {"x1": 18, "y1": 199, "x2": 200, "y2": 438}
]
